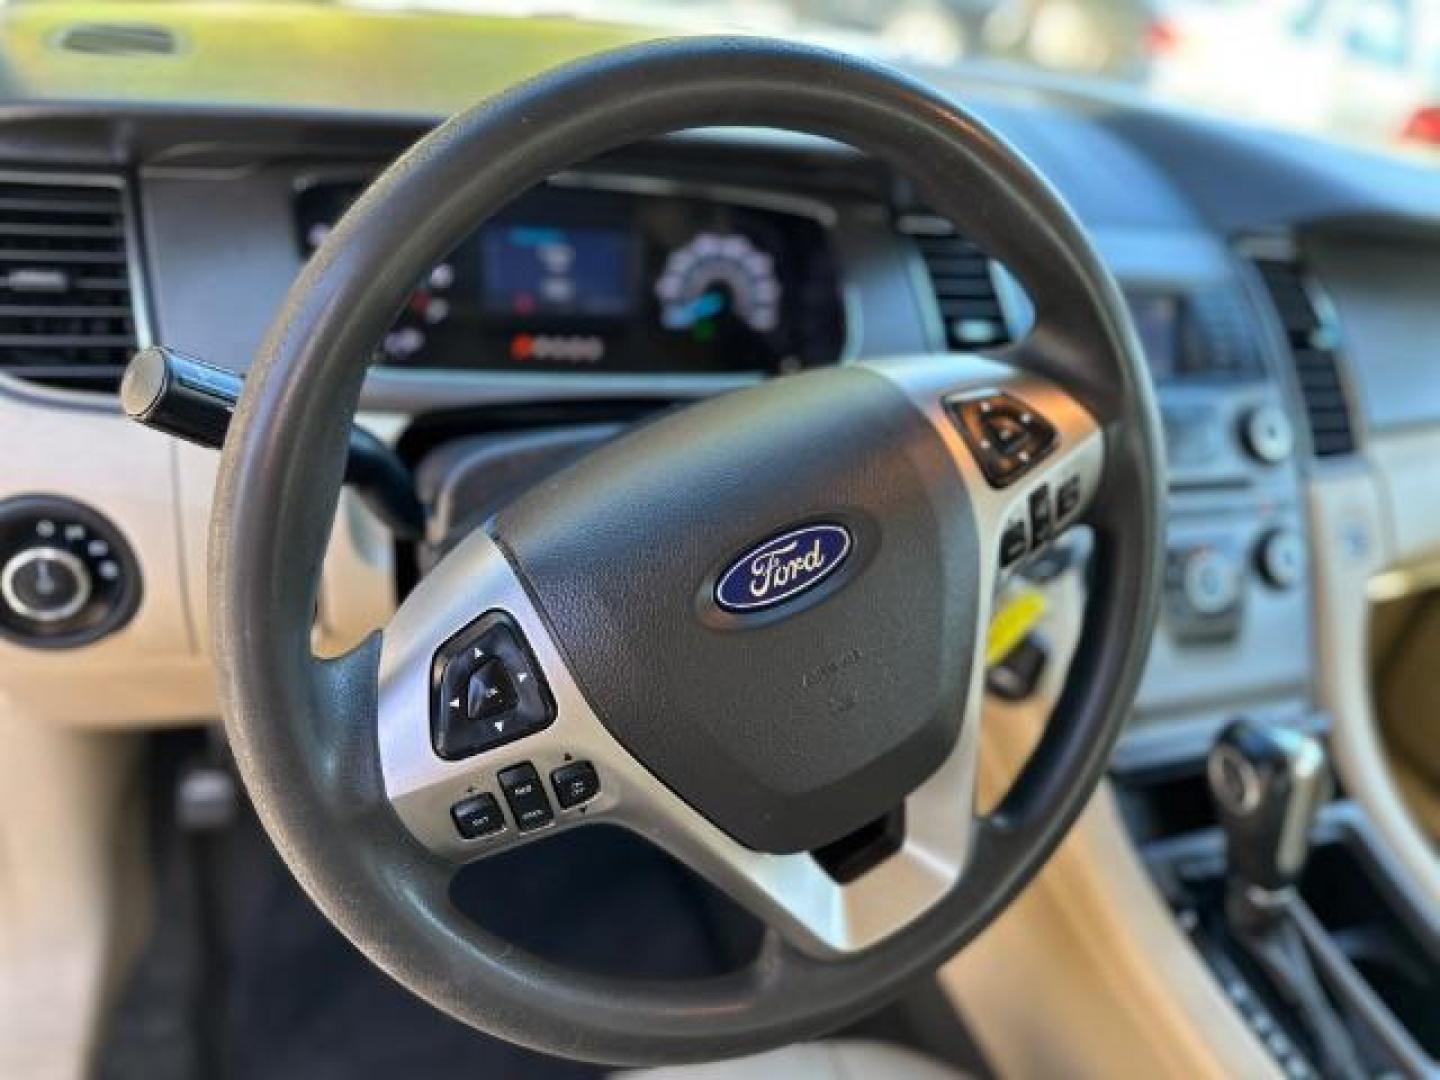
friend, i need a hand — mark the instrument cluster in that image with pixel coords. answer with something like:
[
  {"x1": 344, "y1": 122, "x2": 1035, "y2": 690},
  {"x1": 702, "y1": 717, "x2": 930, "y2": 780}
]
[{"x1": 296, "y1": 180, "x2": 846, "y2": 375}]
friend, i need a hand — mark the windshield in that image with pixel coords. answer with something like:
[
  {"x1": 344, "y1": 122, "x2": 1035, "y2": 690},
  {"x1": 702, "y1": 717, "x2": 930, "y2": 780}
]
[
  {"x1": 341, "y1": 0, "x2": 1440, "y2": 162},
  {"x1": 16, "y1": 0, "x2": 1440, "y2": 162}
]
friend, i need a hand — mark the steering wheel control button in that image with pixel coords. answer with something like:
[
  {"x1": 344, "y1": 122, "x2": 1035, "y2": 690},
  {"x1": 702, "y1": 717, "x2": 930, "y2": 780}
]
[
  {"x1": 1028, "y1": 485, "x2": 1054, "y2": 546},
  {"x1": 0, "y1": 495, "x2": 142, "y2": 649},
  {"x1": 431, "y1": 611, "x2": 556, "y2": 761},
  {"x1": 550, "y1": 761, "x2": 600, "y2": 809},
  {"x1": 947, "y1": 392, "x2": 1057, "y2": 488},
  {"x1": 1000, "y1": 518, "x2": 1029, "y2": 568},
  {"x1": 1056, "y1": 476, "x2": 1082, "y2": 520},
  {"x1": 451, "y1": 793, "x2": 506, "y2": 840},
  {"x1": 498, "y1": 763, "x2": 554, "y2": 831},
  {"x1": 466, "y1": 660, "x2": 517, "y2": 721}
]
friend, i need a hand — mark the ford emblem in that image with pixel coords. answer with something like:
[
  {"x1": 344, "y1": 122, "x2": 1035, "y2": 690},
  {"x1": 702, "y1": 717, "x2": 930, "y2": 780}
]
[{"x1": 714, "y1": 524, "x2": 853, "y2": 613}]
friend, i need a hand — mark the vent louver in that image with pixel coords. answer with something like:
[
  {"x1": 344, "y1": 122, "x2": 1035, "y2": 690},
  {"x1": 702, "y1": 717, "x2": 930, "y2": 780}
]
[
  {"x1": 896, "y1": 213, "x2": 1010, "y2": 350},
  {"x1": 0, "y1": 180, "x2": 139, "y2": 394},
  {"x1": 1251, "y1": 256, "x2": 1355, "y2": 457},
  {"x1": 56, "y1": 24, "x2": 178, "y2": 57}
]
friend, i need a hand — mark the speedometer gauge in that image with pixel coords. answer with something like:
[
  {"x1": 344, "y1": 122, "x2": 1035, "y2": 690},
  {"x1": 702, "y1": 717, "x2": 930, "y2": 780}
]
[{"x1": 656, "y1": 233, "x2": 781, "y2": 339}]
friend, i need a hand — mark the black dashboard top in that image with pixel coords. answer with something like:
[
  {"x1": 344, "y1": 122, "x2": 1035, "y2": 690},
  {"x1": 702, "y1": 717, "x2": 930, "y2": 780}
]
[{"x1": 0, "y1": 3, "x2": 1435, "y2": 432}]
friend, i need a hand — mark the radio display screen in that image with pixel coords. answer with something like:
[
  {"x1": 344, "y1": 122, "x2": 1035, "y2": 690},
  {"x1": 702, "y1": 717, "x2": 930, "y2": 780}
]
[{"x1": 1126, "y1": 292, "x2": 1182, "y2": 380}]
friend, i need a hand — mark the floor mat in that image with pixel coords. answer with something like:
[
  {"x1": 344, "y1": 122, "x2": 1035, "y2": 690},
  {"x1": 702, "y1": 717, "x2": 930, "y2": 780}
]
[
  {"x1": 101, "y1": 741, "x2": 761, "y2": 1080},
  {"x1": 99, "y1": 738, "x2": 990, "y2": 1080}
]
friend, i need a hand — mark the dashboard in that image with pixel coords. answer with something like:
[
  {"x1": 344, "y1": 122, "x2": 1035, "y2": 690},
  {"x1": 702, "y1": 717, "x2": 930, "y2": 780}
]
[
  {"x1": 295, "y1": 177, "x2": 846, "y2": 375},
  {"x1": 0, "y1": 7, "x2": 1435, "y2": 759}
]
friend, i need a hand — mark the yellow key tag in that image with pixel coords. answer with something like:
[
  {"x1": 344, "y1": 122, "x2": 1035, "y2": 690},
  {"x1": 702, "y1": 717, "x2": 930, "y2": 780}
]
[{"x1": 986, "y1": 587, "x2": 1047, "y2": 668}]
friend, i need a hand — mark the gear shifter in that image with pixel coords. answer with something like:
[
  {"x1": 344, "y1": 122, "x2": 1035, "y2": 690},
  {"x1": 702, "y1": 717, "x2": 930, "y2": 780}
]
[
  {"x1": 1207, "y1": 721, "x2": 1364, "y2": 1079},
  {"x1": 1207, "y1": 720, "x2": 1331, "y2": 929}
]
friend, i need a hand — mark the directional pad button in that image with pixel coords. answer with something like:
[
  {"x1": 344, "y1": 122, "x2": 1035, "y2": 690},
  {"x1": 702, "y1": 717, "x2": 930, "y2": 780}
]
[
  {"x1": 946, "y1": 392, "x2": 1057, "y2": 488},
  {"x1": 431, "y1": 611, "x2": 556, "y2": 761},
  {"x1": 467, "y1": 659, "x2": 517, "y2": 722}
]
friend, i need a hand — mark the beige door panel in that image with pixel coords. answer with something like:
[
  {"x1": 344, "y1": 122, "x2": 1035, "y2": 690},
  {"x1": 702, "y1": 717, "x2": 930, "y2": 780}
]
[{"x1": 0, "y1": 712, "x2": 147, "y2": 1080}]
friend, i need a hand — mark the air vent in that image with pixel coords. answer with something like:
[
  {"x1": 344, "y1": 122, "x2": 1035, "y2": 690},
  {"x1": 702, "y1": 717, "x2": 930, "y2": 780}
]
[
  {"x1": 0, "y1": 180, "x2": 139, "y2": 394},
  {"x1": 56, "y1": 23, "x2": 178, "y2": 57},
  {"x1": 1251, "y1": 256, "x2": 1355, "y2": 457},
  {"x1": 897, "y1": 213, "x2": 1010, "y2": 349}
]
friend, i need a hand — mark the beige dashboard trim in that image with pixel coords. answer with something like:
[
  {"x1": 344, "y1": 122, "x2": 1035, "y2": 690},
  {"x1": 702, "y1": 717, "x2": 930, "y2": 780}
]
[
  {"x1": 0, "y1": 388, "x2": 398, "y2": 726},
  {"x1": 942, "y1": 569, "x2": 1279, "y2": 1080},
  {"x1": 1308, "y1": 439, "x2": 1440, "y2": 907}
]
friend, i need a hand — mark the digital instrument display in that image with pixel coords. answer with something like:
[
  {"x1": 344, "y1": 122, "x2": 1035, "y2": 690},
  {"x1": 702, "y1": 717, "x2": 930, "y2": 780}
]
[
  {"x1": 481, "y1": 225, "x2": 635, "y2": 318},
  {"x1": 295, "y1": 181, "x2": 845, "y2": 375}
]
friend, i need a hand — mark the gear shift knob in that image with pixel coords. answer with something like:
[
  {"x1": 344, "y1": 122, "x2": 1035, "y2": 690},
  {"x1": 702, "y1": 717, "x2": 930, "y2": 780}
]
[{"x1": 1207, "y1": 720, "x2": 1331, "y2": 898}]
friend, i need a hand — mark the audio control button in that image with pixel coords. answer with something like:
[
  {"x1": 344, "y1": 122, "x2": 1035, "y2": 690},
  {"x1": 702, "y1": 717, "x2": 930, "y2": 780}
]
[
  {"x1": 1181, "y1": 549, "x2": 1241, "y2": 617},
  {"x1": 1165, "y1": 541, "x2": 1245, "y2": 644},
  {"x1": 1239, "y1": 404, "x2": 1294, "y2": 465}
]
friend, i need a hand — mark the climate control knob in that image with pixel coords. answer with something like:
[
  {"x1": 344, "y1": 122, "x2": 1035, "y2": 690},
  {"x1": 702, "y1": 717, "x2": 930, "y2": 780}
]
[
  {"x1": 1256, "y1": 528, "x2": 1305, "y2": 589},
  {"x1": 1239, "y1": 404, "x2": 1294, "y2": 465},
  {"x1": 1180, "y1": 547, "x2": 1241, "y2": 617},
  {"x1": 0, "y1": 546, "x2": 92, "y2": 624}
]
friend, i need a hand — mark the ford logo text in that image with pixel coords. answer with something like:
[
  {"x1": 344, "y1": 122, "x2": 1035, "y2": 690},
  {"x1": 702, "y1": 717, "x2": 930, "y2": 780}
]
[{"x1": 714, "y1": 524, "x2": 853, "y2": 613}]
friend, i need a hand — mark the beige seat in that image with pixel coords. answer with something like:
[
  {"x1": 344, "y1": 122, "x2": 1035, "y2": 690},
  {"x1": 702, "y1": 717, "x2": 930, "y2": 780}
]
[{"x1": 622, "y1": 1040, "x2": 967, "y2": 1080}]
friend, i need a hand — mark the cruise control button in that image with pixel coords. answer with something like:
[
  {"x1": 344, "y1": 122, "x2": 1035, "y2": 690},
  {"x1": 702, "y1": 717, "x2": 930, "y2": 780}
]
[
  {"x1": 451, "y1": 793, "x2": 505, "y2": 839},
  {"x1": 499, "y1": 762, "x2": 553, "y2": 831},
  {"x1": 1029, "y1": 484, "x2": 1054, "y2": 546},
  {"x1": 551, "y1": 761, "x2": 600, "y2": 809},
  {"x1": 1056, "y1": 476, "x2": 1081, "y2": 519},
  {"x1": 1000, "y1": 519, "x2": 1029, "y2": 568}
]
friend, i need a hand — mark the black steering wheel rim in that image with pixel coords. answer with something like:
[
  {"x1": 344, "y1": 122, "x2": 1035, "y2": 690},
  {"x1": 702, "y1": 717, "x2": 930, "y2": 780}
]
[{"x1": 212, "y1": 36, "x2": 1164, "y2": 1065}]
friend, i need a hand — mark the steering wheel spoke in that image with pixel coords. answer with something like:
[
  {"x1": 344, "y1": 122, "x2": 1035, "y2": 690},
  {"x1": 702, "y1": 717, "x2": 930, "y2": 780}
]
[
  {"x1": 865, "y1": 352, "x2": 1107, "y2": 580},
  {"x1": 378, "y1": 530, "x2": 629, "y2": 863},
  {"x1": 379, "y1": 522, "x2": 984, "y2": 958}
]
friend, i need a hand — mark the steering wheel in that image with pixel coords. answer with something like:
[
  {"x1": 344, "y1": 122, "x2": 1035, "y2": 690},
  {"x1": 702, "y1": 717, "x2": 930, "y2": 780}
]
[{"x1": 212, "y1": 36, "x2": 1163, "y2": 1066}]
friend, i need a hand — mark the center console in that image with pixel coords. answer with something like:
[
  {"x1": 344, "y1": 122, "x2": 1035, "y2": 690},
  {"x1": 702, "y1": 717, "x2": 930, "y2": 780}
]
[
  {"x1": 1105, "y1": 258, "x2": 1440, "y2": 1079},
  {"x1": 1118, "y1": 274, "x2": 1311, "y2": 743}
]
